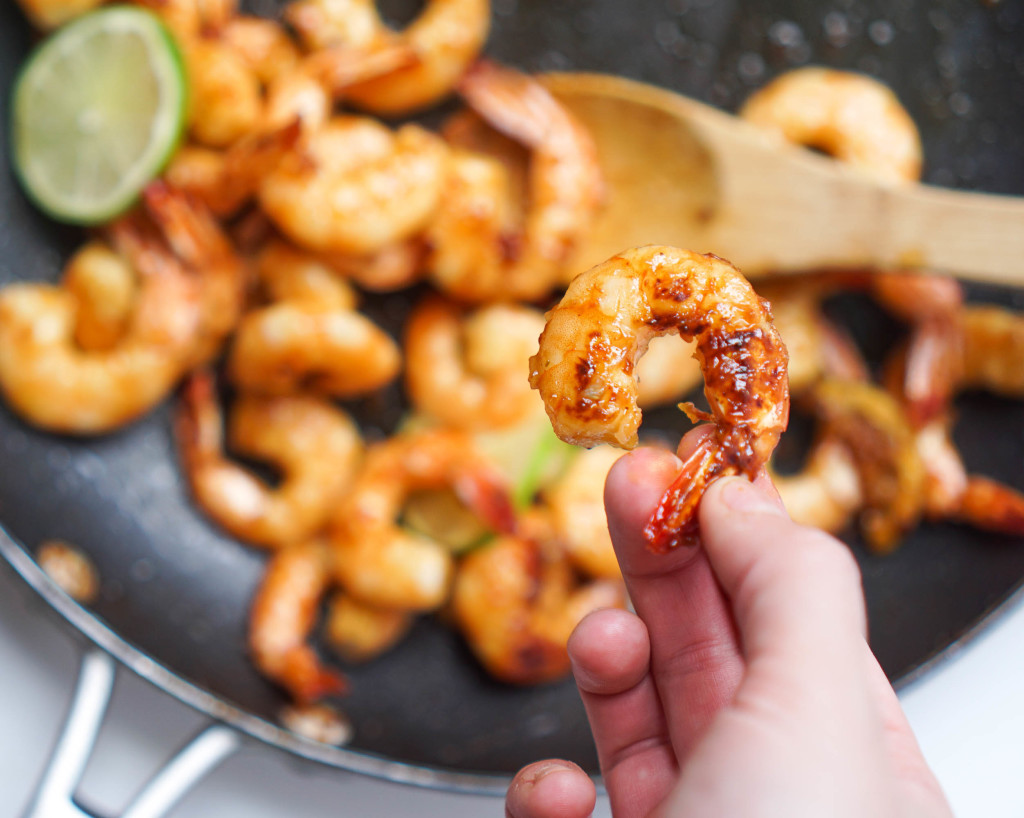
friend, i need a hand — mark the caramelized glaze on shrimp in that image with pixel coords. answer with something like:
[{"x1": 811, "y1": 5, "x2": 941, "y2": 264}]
[
  {"x1": 176, "y1": 371, "x2": 363, "y2": 549},
  {"x1": 529, "y1": 246, "x2": 789, "y2": 551}
]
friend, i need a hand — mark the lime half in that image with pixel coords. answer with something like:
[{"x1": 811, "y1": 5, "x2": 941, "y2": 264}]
[{"x1": 11, "y1": 6, "x2": 187, "y2": 225}]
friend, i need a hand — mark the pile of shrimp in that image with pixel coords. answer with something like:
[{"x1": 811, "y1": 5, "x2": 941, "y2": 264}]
[
  {"x1": 6, "y1": 0, "x2": 1024, "y2": 738},
  {"x1": 5, "y1": 0, "x2": 622, "y2": 720}
]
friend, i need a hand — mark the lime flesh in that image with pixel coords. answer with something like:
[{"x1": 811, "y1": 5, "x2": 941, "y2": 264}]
[{"x1": 11, "y1": 6, "x2": 187, "y2": 225}]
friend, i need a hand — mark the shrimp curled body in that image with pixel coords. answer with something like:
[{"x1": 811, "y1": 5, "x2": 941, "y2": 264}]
[{"x1": 529, "y1": 246, "x2": 789, "y2": 551}]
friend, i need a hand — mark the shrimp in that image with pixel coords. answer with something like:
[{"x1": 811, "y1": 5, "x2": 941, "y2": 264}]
[
  {"x1": 958, "y1": 305, "x2": 1024, "y2": 398},
  {"x1": 285, "y1": 0, "x2": 490, "y2": 115},
  {"x1": 248, "y1": 539, "x2": 348, "y2": 704},
  {"x1": 225, "y1": 279, "x2": 401, "y2": 399},
  {"x1": 739, "y1": 67, "x2": 922, "y2": 185},
  {"x1": 183, "y1": 36, "x2": 264, "y2": 149},
  {"x1": 451, "y1": 532, "x2": 625, "y2": 685},
  {"x1": 529, "y1": 246, "x2": 790, "y2": 552},
  {"x1": 428, "y1": 61, "x2": 604, "y2": 303},
  {"x1": 163, "y1": 123, "x2": 302, "y2": 218},
  {"x1": 176, "y1": 371, "x2": 363, "y2": 549},
  {"x1": 0, "y1": 221, "x2": 200, "y2": 434},
  {"x1": 61, "y1": 241, "x2": 138, "y2": 352},
  {"x1": 811, "y1": 378, "x2": 926, "y2": 553},
  {"x1": 543, "y1": 445, "x2": 623, "y2": 580},
  {"x1": 14, "y1": 0, "x2": 103, "y2": 30},
  {"x1": 139, "y1": 182, "x2": 247, "y2": 367},
  {"x1": 319, "y1": 240, "x2": 426, "y2": 292},
  {"x1": 324, "y1": 593, "x2": 413, "y2": 663},
  {"x1": 772, "y1": 437, "x2": 863, "y2": 535},
  {"x1": 404, "y1": 296, "x2": 546, "y2": 430},
  {"x1": 254, "y1": 239, "x2": 358, "y2": 310},
  {"x1": 220, "y1": 15, "x2": 301, "y2": 86},
  {"x1": 330, "y1": 429, "x2": 516, "y2": 611},
  {"x1": 258, "y1": 116, "x2": 449, "y2": 255}
]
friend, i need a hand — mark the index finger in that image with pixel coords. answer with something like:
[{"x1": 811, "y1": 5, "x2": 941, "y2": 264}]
[{"x1": 602, "y1": 435, "x2": 744, "y2": 758}]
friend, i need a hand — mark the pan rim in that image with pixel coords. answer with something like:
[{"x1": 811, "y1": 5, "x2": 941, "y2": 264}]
[{"x1": 0, "y1": 522, "x2": 518, "y2": 796}]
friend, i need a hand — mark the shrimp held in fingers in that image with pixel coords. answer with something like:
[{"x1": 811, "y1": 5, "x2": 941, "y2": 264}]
[
  {"x1": 529, "y1": 246, "x2": 789, "y2": 552},
  {"x1": 249, "y1": 539, "x2": 348, "y2": 704},
  {"x1": 176, "y1": 371, "x2": 363, "y2": 549}
]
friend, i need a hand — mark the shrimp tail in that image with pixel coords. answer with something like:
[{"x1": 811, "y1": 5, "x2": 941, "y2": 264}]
[
  {"x1": 454, "y1": 472, "x2": 517, "y2": 536},
  {"x1": 276, "y1": 647, "x2": 350, "y2": 705},
  {"x1": 643, "y1": 434, "x2": 722, "y2": 553},
  {"x1": 954, "y1": 476, "x2": 1024, "y2": 537}
]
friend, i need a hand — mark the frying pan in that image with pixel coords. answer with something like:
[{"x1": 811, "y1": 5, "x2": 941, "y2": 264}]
[{"x1": 2, "y1": 0, "x2": 1024, "y2": 808}]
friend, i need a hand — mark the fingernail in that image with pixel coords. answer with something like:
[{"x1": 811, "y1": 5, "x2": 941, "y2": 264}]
[
  {"x1": 525, "y1": 761, "x2": 572, "y2": 785},
  {"x1": 719, "y1": 477, "x2": 786, "y2": 516}
]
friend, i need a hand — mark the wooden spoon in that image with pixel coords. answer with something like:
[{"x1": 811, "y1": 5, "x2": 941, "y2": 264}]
[{"x1": 543, "y1": 72, "x2": 1024, "y2": 285}]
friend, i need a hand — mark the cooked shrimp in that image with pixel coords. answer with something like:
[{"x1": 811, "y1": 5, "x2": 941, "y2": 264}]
[
  {"x1": 739, "y1": 67, "x2": 922, "y2": 184},
  {"x1": 319, "y1": 240, "x2": 426, "y2": 292},
  {"x1": 176, "y1": 371, "x2": 363, "y2": 549},
  {"x1": 772, "y1": 437, "x2": 863, "y2": 535},
  {"x1": 15, "y1": 0, "x2": 103, "y2": 30},
  {"x1": 163, "y1": 123, "x2": 302, "y2": 218},
  {"x1": 286, "y1": 0, "x2": 490, "y2": 115},
  {"x1": 225, "y1": 293, "x2": 401, "y2": 399},
  {"x1": 324, "y1": 593, "x2": 413, "y2": 663},
  {"x1": 958, "y1": 305, "x2": 1024, "y2": 398},
  {"x1": 811, "y1": 378, "x2": 926, "y2": 553},
  {"x1": 140, "y1": 182, "x2": 247, "y2": 366},
  {"x1": 330, "y1": 429, "x2": 515, "y2": 611},
  {"x1": 404, "y1": 296, "x2": 546, "y2": 430},
  {"x1": 249, "y1": 539, "x2": 348, "y2": 704},
  {"x1": 529, "y1": 246, "x2": 789, "y2": 552},
  {"x1": 0, "y1": 221, "x2": 200, "y2": 434},
  {"x1": 259, "y1": 116, "x2": 448, "y2": 255},
  {"x1": 451, "y1": 532, "x2": 625, "y2": 685},
  {"x1": 428, "y1": 61, "x2": 604, "y2": 302},
  {"x1": 255, "y1": 239, "x2": 358, "y2": 310},
  {"x1": 61, "y1": 241, "x2": 137, "y2": 352},
  {"x1": 262, "y1": 41, "x2": 417, "y2": 134},
  {"x1": 544, "y1": 445, "x2": 622, "y2": 580},
  {"x1": 183, "y1": 36, "x2": 263, "y2": 149},
  {"x1": 220, "y1": 15, "x2": 301, "y2": 85}
]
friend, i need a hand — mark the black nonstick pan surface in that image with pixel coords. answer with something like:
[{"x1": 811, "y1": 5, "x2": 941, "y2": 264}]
[{"x1": 2, "y1": 0, "x2": 1023, "y2": 790}]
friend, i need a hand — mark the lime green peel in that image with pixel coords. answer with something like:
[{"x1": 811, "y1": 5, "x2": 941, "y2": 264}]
[{"x1": 11, "y1": 6, "x2": 188, "y2": 225}]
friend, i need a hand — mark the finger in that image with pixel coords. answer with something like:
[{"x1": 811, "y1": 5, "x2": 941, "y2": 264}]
[
  {"x1": 604, "y1": 439, "x2": 744, "y2": 761},
  {"x1": 568, "y1": 608, "x2": 678, "y2": 818},
  {"x1": 698, "y1": 476, "x2": 869, "y2": 696},
  {"x1": 861, "y1": 647, "x2": 954, "y2": 816},
  {"x1": 504, "y1": 760, "x2": 596, "y2": 818}
]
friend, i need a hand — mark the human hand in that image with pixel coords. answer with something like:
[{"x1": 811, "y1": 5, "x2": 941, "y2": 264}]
[{"x1": 506, "y1": 430, "x2": 953, "y2": 818}]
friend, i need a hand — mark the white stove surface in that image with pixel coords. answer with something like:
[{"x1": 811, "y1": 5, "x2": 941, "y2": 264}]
[{"x1": 2, "y1": 561, "x2": 1023, "y2": 818}]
